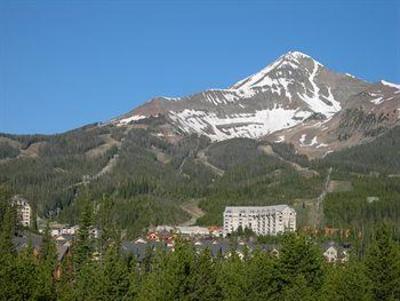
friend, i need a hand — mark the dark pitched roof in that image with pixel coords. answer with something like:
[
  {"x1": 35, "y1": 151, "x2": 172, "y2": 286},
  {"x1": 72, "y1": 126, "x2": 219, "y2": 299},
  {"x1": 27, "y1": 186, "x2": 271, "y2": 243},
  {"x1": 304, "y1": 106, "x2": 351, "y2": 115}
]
[
  {"x1": 56, "y1": 242, "x2": 70, "y2": 261},
  {"x1": 121, "y1": 241, "x2": 168, "y2": 261},
  {"x1": 12, "y1": 231, "x2": 43, "y2": 252}
]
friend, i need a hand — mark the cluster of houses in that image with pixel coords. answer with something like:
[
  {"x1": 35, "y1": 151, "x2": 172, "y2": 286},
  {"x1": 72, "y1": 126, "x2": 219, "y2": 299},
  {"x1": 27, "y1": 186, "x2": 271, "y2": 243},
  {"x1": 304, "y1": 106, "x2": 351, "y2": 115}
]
[
  {"x1": 9, "y1": 199, "x2": 350, "y2": 264},
  {"x1": 121, "y1": 236, "x2": 351, "y2": 263}
]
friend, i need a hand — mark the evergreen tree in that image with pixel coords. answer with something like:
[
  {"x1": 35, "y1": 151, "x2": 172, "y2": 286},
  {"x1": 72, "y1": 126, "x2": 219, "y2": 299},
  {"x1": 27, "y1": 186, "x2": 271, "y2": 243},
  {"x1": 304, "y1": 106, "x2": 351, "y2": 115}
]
[
  {"x1": 73, "y1": 199, "x2": 94, "y2": 271},
  {"x1": 0, "y1": 203, "x2": 17, "y2": 255},
  {"x1": 14, "y1": 243, "x2": 39, "y2": 300},
  {"x1": 247, "y1": 249, "x2": 275, "y2": 300},
  {"x1": 38, "y1": 223, "x2": 58, "y2": 300},
  {"x1": 190, "y1": 248, "x2": 222, "y2": 301},
  {"x1": 217, "y1": 251, "x2": 249, "y2": 301},
  {"x1": 273, "y1": 233, "x2": 324, "y2": 298},
  {"x1": 124, "y1": 256, "x2": 140, "y2": 301},
  {"x1": 102, "y1": 244, "x2": 129, "y2": 300},
  {"x1": 0, "y1": 187, "x2": 18, "y2": 301},
  {"x1": 73, "y1": 260, "x2": 103, "y2": 301},
  {"x1": 322, "y1": 260, "x2": 372, "y2": 301},
  {"x1": 41, "y1": 223, "x2": 58, "y2": 269},
  {"x1": 365, "y1": 224, "x2": 400, "y2": 301},
  {"x1": 97, "y1": 195, "x2": 118, "y2": 253},
  {"x1": 280, "y1": 274, "x2": 315, "y2": 301},
  {"x1": 137, "y1": 248, "x2": 169, "y2": 301},
  {"x1": 162, "y1": 239, "x2": 196, "y2": 300},
  {"x1": 56, "y1": 254, "x2": 75, "y2": 301}
]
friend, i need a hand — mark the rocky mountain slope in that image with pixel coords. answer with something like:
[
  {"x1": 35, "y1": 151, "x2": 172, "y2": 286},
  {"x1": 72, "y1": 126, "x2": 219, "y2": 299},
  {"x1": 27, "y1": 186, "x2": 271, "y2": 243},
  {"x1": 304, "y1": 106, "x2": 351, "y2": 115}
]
[{"x1": 112, "y1": 51, "x2": 399, "y2": 158}]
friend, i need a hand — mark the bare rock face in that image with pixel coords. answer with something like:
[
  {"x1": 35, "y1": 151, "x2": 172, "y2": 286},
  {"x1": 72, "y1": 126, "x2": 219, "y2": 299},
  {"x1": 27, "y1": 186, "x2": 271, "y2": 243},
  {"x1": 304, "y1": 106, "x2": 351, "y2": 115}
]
[
  {"x1": 265, "y1": 80, "x2": 400, "y2": 158},
  {"x1": 111, "y1": 51, "x2": 400, "y2": 158}
]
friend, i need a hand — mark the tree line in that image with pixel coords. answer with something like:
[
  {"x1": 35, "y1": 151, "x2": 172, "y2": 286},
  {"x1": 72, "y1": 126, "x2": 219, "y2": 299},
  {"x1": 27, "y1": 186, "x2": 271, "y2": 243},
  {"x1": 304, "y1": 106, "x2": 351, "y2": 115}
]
[{"x1": 1, "y1": 192, "x2": 399, "y2": 301}]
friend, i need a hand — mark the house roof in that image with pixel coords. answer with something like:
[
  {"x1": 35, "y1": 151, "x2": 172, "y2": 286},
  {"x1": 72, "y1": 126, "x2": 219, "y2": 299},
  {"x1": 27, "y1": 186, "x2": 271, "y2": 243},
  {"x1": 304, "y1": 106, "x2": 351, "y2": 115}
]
[
  {"x1": 56, "y1": 242, "x2": 70, "y2": 261},
  {"x1": 12, "y1": 231, "x2": 43, "y2": 252},
  {"x1": 120, "y1": 239, "x2": 279, "y2": 260},
  {"x1": 321, "y1": 241, "x2": 352, "y2": 258}
]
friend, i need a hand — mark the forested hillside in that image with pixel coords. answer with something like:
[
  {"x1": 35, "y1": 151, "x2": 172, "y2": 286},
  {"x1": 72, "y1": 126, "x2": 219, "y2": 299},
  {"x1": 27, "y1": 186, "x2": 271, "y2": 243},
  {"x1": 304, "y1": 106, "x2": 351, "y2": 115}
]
[
  {"x1": 0, "y1": 121, "x2": 400, "y2": 238},
  {"x1": 318, "y1": 125, "x2": 400, "y2": 174}
]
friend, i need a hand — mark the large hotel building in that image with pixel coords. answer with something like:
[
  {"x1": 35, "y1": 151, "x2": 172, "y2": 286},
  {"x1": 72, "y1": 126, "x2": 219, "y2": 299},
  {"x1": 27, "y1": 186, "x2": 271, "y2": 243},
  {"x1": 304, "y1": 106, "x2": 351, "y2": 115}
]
[{"x1": 223, "y1": 205, "x2": 296, "y2": 236}]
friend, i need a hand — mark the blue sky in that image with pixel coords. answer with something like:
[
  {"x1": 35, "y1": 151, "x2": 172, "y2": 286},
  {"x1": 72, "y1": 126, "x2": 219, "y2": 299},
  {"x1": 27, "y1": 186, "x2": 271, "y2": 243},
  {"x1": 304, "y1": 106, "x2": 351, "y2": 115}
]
[{"x1": 1, "y1": 0, "x2": 399, "y2": 134}]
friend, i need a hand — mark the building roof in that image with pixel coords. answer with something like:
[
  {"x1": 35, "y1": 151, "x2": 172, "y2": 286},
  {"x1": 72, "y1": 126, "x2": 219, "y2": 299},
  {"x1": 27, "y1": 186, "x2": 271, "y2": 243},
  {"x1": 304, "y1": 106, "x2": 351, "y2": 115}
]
[
  {"x1": 57, "y1": 242, "x2": 71, "y2": 261},
  {"x1": 120, "y1": 239, "x2": 280, "y2": 260},
  {"x1": 12, "y1": 231, "x2": 43, "y2": 252},
  {"x1": 11, "y1": 195, "x2": 31, "y2": 207},
  {"x1": 224, "y1": 205, "x2": 293, "y2": 213}
]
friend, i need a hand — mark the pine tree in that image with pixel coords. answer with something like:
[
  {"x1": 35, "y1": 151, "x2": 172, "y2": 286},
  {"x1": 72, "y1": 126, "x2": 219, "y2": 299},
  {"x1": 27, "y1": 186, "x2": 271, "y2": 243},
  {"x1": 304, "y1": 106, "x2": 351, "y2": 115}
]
[
  {"x1": 97, "y1": 195, "x2": 118, "y2": 253},
  {"x1": 0, "y1": 199, "x2": 18, "y2": 301},
  {"x1": 365, "y1": 224, "x2": 400, "y2": 301},
  {"x1": 37, "y1": 223, "x2": 58, "y2": 300},
  {"x1": 14, "y1": 243, "x2": 39, "y2": 300},
  {"x1": 162, "y1": 238, "x2": 196, "y2": 300},
  {"x1": 0, "y1": 203, "x2": 17, "y2": 255},
  {"x1": 41, "y1": 223, "x2": 58, "y2": 269},
  {"x1": 73, "y1": 260, "x2": 103, "y2": 301},
  {"x1": 189, "y1": 248, "x2": 222, "y2": 301},
  {"x1": 247, "y1": 249, "x2": 275, "y2": 301},
  {"x1": 274, "y1": 233, "x2": 324, "y2": 298},
  {"x1": 0, "y1": 185, "x2": 12, "y2": 228},
  {"x1": 280, "y1": 274, "x2": 315, "y2": 301},
  {"x1": 322, "y1": 261, "x2": 372, "y2": 301},
  {"x1": 102, "y1": 244, "x2": 129, "y2": 300},
  {"x1": 124, "y1": 256, "x2": 140, "y2": 301},
  {"x1": 137, "y1": 248, "x2": 169, "y2": 301},
  {"x1": 56, "y1": 254, "x2": 75, "y2": 301},
  {"x1": 73, "y1": 200, "x2": 93, "y2": 271},
  {"x1": 217, "y1": 251, "x2": 249, "y2": 301}
]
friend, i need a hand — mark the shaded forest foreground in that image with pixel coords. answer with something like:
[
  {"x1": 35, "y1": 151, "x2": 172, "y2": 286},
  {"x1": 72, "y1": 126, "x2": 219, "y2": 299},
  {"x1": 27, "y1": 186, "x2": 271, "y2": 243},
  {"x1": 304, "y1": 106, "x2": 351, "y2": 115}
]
[{"x1": 0, "y1": 196, "x2": 399, "y2": 301}]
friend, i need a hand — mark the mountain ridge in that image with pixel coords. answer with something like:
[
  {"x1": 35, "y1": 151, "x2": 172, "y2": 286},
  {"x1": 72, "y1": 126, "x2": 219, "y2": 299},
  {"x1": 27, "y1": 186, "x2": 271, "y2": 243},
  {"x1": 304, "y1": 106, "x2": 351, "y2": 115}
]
[{"x1": 110, "y1": 51, "x2": 399, "y2": 158}]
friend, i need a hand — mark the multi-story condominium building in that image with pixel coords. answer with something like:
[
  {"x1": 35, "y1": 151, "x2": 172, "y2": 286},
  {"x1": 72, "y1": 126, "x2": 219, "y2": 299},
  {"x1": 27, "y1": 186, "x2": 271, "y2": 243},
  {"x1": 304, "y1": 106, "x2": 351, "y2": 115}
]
[
  {"x1": 11, "y1": 196, "x2": 32, "y2": 227},
  {"x1": 223, "y1": 205, "x2": 296, "y2": 236}
]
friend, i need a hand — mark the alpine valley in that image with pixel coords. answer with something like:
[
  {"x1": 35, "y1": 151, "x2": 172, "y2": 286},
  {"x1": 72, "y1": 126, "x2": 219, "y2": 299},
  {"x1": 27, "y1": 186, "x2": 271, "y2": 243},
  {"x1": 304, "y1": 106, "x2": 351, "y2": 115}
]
[{"x1": 1, "y1": 51, "x2": 400, "y2": 237}]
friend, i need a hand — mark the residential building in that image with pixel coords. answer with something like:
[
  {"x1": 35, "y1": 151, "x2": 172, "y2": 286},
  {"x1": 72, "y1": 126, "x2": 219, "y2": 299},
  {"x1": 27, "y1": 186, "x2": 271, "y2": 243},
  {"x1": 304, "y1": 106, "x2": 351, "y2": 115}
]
[
  {"x1": 223, "y1": 205, "x2": 296, "y2": 236},
  {"x1": 323, "y1": 244, "x2": 338, "y2": 263},
  {"x1": 322, "y1": 241, "x2": 351, "y2": 263},
  {"x1": 121, "y1": 238, "x2": 281, "y2": 262},
  {"x1": 50, "y1": 224, "x2": 79, "y2": 237},
  {"x1": 11, "y1": 196, "x2": 32, "y2": 227}
]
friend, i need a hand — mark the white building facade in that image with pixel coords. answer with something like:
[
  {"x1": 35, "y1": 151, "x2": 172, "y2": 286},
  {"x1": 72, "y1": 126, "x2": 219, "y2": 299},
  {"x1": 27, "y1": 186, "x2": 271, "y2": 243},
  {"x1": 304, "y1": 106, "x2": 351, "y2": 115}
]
[
  {"x1": 11, "y1": 196, "x2": 32, "y2": 227},
  {"x1": 223, "y1": 205, "x2": 296, "y2": 236}
]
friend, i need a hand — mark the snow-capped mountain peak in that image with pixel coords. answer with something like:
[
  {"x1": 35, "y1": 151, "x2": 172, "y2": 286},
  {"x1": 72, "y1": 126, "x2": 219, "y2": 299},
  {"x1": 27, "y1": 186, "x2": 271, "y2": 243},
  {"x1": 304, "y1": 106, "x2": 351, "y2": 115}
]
[
  {"x1": 230, "y1": 51, "x2": 322, "y2": 91},
  {"x1": 113, "y1": 51, "x2": 379, "y2": 145}
]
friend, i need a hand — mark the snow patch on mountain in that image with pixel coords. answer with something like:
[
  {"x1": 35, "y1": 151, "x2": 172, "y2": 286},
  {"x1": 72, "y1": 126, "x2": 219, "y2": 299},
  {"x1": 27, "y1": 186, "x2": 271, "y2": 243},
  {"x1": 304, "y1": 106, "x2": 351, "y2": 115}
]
[
  {"x1": 162, "y1": 96, "x2": 181, "y2": 101},
  {"x1": 310, "y1": 136, "x2": 318, "y2": 146},
  {"x1": 298, "y1": 134, "x2": 328, "y2": 148},
  {"x1": 118, "y1": 115, "x2": 146, "y2": 125},
  {"x1": 370, "y1": 97, "x2": 384, "y2": 105},
  {"x1": 381, "y1": 80, "x2": 400, "y2": 90},
  {"x1": 169, "y1": 106, "x2": 312, "y2": 141},
  {"x1": 298, "y1": 61, "x2": 341, "y2": 117}
]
